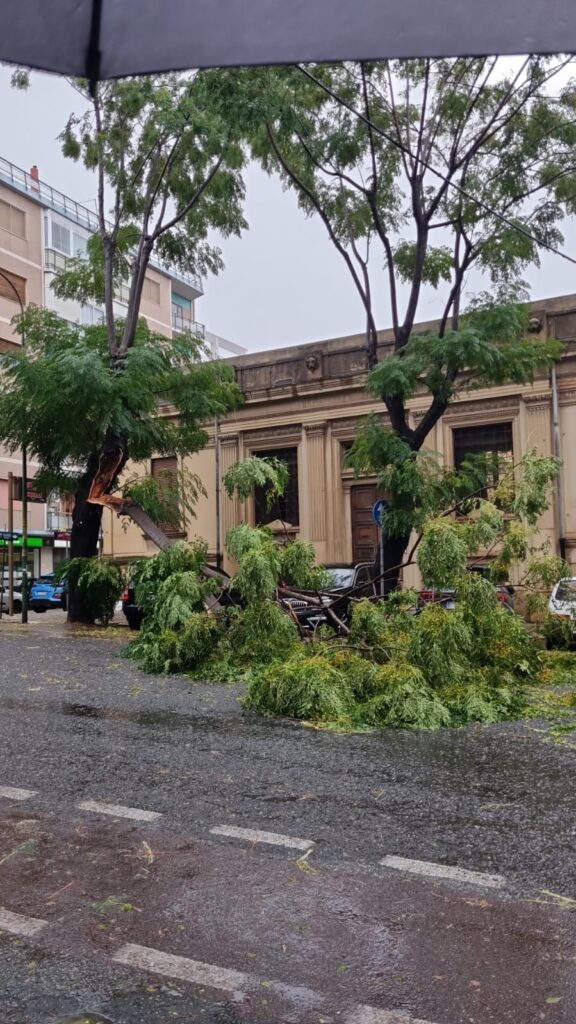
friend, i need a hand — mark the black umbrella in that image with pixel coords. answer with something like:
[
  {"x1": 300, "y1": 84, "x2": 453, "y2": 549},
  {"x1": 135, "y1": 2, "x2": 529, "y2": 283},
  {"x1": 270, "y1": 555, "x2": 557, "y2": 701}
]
[{"x1": 2, "y1": 0, "x2": 575, "y2": 85}]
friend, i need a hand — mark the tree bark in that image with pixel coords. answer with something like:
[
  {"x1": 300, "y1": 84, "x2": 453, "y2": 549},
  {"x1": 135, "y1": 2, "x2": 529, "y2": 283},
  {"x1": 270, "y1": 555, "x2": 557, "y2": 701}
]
[
  {"x1": 373, "y1": 533, "x2": 412, "y2": 595},
  {"x1": 67, "y1": 430, "x2": 129, "y2": 623},
  {"x1": 68, "y1": 453, "x2": 103, "y2": 623}
]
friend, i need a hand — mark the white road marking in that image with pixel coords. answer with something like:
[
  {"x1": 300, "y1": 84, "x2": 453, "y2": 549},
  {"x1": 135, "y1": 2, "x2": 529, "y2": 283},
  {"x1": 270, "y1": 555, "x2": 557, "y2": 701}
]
[
  {"x1": 77, "y1": 799, "x2": 161, "y2": 823},
  {"x1": 346, "y1": 1006, "x2": 436, "y2": 1024},
  {"x1": 210, "y1": 824, "x2": 314, "y2": 851},
  {"x1": 0, "y1": 785, "x2": 36, "y2": 801},
  {"x1": 380, "y1": 855, "x2": 505, "y2": 889},
  {"x1": 0, "y1": 907, "x2": 47, "y2": 938},
  {"x1": 114, "y1": 943, "x2": 250, "y2": 993},
  {"x1": 114, "y1": 944, "x2": 431, "y2": 1021}
]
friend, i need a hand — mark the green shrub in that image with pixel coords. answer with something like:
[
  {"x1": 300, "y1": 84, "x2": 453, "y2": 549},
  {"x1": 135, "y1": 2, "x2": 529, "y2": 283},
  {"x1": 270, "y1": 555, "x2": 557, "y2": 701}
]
[
  {"x1": 359, "y1": 662, "x2": 451, "y2": 729},
  {"x1": 245, "y1": 650, "x2": 352, "y2": 720},
  {"x1": 58, "y1": 556, "x2": 123, "y2": 625}
]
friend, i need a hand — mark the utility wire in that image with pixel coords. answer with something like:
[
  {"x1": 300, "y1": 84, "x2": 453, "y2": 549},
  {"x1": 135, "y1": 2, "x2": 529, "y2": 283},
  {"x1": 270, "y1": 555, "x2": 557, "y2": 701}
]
[{"x1": 297, "y1": 64, "x2": 576, "y2": 269}]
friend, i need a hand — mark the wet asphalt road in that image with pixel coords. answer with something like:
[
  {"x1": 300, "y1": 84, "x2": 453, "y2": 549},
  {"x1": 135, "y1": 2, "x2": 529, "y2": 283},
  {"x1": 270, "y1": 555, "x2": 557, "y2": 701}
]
[{"x1": 1, "y1": 619, "x2": 576, "y2": 1023}]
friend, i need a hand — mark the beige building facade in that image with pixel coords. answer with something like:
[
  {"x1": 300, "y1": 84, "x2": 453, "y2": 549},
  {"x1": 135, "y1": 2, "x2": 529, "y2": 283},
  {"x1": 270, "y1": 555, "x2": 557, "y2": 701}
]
[{"x1": 104, "y1": 293, "x2": 576, "y2": 590}]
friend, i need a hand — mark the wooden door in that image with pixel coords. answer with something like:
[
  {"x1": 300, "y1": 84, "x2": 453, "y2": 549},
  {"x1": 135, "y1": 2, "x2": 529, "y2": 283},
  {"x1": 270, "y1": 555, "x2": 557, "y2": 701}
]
[{"x1": 351, "y1": 484, "x2": 378, "y2": 564}]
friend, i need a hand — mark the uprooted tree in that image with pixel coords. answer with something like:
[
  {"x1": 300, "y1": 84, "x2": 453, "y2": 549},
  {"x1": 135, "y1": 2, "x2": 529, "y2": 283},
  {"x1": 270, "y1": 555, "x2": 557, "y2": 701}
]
[
  {"x1": 218, "y1": 56, "x2": 576, "y2": 582},
  {"x1": 5, "y1": 72, "x2": 248, "y2": 618},
  {"x1": 125, "y1": 449, "x2": 570, "y2": 729}
]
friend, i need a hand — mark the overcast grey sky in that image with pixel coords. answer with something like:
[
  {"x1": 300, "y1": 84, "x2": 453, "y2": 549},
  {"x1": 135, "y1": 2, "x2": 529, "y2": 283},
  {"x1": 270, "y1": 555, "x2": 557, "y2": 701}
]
[{"x1": 2, "y1": 66, "x2": 576, "y2": 353}]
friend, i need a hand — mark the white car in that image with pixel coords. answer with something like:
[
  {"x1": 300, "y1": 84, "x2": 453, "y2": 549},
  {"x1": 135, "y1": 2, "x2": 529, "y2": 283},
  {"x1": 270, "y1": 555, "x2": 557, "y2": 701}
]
[
  {"x1": 548, "y1": 578, "x2": 576, "y2": 617},
  {"x1": 547, "y1": 578, "x2": 576, "y2": 647},
  {"x1": 0, "y1": 588, "x2": 23, "y2": 613}
]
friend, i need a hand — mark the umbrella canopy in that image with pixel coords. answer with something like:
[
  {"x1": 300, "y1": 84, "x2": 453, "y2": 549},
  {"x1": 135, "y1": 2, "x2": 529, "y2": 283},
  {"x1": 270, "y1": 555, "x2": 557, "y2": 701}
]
[{"x1": 1, "y1": 0, "x2": 575, "y2": 82}]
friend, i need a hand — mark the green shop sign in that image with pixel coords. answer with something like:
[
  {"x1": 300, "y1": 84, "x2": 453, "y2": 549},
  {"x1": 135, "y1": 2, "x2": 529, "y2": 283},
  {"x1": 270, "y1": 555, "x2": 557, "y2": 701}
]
[{"x1": 0, "y1": 536, "x2": 43, "y2": 548}]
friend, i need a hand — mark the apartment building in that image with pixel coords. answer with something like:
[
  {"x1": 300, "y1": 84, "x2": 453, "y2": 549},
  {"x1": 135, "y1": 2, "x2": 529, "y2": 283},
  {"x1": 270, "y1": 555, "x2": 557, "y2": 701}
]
[
  {"x1": 104, "y1": 293, "x2": 576, "y2": 592},
  {"x1": 0, "y1": 155, "x2": 244, "y2": 579}
]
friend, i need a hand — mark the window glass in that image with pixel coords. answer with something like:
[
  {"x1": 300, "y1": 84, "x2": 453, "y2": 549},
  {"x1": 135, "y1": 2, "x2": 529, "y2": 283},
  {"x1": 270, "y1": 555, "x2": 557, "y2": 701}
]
[{"x1": 253, "y1": 447, "x2": 299, "y2": 527}]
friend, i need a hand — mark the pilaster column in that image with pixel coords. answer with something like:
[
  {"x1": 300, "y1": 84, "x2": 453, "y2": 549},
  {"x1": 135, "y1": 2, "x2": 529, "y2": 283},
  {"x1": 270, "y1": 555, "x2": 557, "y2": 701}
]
[
  {"x1": 219, "y1": 435, "x2": 240, "y2": 544},
  {"x1": 523, "y1": 394, "x2": 552, "y2": 453},
  {"x1": 303, "y1": 422, "x2": 328, "y2": 542}
]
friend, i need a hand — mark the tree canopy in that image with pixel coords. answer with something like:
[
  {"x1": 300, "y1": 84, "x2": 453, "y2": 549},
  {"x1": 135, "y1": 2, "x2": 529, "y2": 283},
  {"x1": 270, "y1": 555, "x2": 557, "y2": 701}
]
[{"x1": 0, "y1": 308, "x2": 242, "y2": 499}]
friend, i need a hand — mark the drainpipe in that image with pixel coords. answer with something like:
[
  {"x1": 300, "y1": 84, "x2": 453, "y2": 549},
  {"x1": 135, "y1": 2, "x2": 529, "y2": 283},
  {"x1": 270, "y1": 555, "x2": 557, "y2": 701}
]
[
  {"x1": 551, "y1": 364, "x2": 566, "y2": 560},
  {"x1": 215, "y1": 417, "x2": 222, "y2": 571}
]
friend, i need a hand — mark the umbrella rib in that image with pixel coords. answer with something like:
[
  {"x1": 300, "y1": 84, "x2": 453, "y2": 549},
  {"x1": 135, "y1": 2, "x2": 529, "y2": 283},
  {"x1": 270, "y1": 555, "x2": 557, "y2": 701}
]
[{"x1": 87, "y1": 0, "x2": 104, "y2": 95}]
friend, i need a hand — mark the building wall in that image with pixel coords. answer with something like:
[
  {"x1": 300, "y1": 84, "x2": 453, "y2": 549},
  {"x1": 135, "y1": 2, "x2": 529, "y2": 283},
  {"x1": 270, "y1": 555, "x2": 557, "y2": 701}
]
[{"x1": 103, "y1": 294, "x2": 576, "y2": 589}]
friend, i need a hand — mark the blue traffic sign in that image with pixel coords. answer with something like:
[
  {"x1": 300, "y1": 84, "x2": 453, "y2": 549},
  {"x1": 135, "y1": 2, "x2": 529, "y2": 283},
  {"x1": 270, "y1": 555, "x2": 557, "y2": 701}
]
[{"x1": 372, "y1": 499, "x2": 389, "y2": 526}]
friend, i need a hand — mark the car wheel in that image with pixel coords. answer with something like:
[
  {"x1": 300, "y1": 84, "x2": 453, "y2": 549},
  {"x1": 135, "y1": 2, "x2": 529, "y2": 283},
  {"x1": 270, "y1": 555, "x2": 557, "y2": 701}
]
[
  {"x1": 13, "y1": 602, "x2": 21, "y2": 613},
  {"x1": 34, "y1": 607, "x2": 47, "y2": 614}
]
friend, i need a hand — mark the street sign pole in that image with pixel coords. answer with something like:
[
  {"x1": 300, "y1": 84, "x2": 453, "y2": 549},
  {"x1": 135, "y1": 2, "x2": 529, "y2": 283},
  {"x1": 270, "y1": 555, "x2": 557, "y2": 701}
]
[
  {"x1": 380, "y1": 526, "x2": 385, "y2": 600},
  {"x1": 7, "y1": 472, "x2": 14, "y2": 616},
  {"x1": 372, "y1": 499, "x2": 389, "y2": 601}
]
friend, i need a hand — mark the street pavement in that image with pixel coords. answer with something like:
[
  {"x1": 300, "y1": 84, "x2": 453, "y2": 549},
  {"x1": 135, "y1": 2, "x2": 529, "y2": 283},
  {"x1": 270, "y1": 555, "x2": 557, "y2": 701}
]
[{"x1": 0, "y1": 617, "x2": 575, "y2": 1024}]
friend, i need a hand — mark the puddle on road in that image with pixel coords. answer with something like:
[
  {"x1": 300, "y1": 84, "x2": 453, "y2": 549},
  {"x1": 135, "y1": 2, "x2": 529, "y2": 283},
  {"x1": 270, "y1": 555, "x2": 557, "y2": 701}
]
[{"x1": 0, "y1": 696, "x2": 212, "y2": 729}]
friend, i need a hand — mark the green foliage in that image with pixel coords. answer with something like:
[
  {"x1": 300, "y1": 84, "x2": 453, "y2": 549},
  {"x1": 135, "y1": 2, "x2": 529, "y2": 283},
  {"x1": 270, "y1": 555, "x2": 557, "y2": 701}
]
[
  {"x1": 122, "y1": 467, "x2": 206, "y2": 532},
  {"x1": 58, "y1": 557, "x2": 124, "y2": 625},
  {"x1": 125, "y1": 527, "x2": 544, "y2": 733},
  {"x1": 417, "y1": 521, "x2": 468, "y2": 590},
  {"x1": 129, "y1": 539, "x2": 209, "y2": 615},
  {"x1": 54, "y1": 73, "x2": 247, "y2": 353},
  {"x1": 0, "y1": 310, "x2": 242, "y2": 491},
  {"x1": 226, "y1": 525, "x2": 281, "y2": 603},
  {"x1": 279, "y1": 541, "x2": 330, "y2": 591},
  {"x1": 223, "y1": 456, "x2": 289, "y2": 505},
  {"x1": 245, "y1": 649, "x2": 354, "y2": 720}
]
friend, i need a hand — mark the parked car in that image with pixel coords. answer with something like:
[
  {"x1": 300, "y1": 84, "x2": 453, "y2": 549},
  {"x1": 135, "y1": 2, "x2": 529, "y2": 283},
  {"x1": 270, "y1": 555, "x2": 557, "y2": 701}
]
[
  {"x1": 546, "y1": 578, "x2": 576, "y2": 647},
  {"x1": 280, "y1": 563, "x2": 378, "y2": 633},
  {"x1": 28, "y1": 574, "x2": 67, "y2": 613},
  {"x1": 0, "y1": 587, "x2": 23, "y2": 613},
  {"x1": 121, "y1": 564, "x2": 243, "y2": 630},
  {"x1": 420, "y1": 567, "x2": 515, "y2": 613}
]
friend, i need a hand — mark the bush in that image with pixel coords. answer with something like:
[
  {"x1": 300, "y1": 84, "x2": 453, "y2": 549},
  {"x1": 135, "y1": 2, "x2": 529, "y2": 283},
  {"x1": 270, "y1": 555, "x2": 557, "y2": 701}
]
[
  {"x1": 245, "y1": 650, "x2": 353, "y2": 720},
  {"x1": 58, "y1": 557, "x2": 123, "y2": 625}
]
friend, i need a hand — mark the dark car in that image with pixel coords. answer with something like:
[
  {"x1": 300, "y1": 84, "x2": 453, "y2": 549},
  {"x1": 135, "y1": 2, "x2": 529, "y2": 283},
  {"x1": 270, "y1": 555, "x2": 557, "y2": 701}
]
[
  {"x1": 419, "y1": 567, "x2": 515, "y2": 612},
  {"x1": 121, "y1": 564, "x2": 243, "y2": 630},
  {"x1": 29, "y1": 573, "x2": 67, "y2": 613}
]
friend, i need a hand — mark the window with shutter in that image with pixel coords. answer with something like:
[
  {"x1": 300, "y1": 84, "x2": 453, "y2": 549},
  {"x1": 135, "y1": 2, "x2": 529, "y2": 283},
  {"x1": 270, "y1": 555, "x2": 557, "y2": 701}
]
[
  {"x1": 0, "y1": 268, "x2": 26, "y2": 305},
  {"x1": 52, "y1": 222, "x2": 71, "y2": 254}
]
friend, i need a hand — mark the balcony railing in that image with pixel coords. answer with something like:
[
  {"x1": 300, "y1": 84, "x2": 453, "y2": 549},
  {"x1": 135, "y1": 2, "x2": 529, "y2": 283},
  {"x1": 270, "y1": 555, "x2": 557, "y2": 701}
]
[
  {"x1": 47, "y1": 511, "x2": 73, "y2": 532},
  {"x1": 1, "y1": 155, "x2": 202, "y2": 295},
  {"x1": 171, "y1": 306, "x2": 205, "y2": 338}
]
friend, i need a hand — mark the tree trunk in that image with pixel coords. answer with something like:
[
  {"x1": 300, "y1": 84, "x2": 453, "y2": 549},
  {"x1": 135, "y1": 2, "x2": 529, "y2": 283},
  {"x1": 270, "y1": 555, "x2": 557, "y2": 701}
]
[
  {"x1": 68, "y1": 453, "x2": 103, "y2": 623},
  {"x1": 373, "y1": 532, "x2": 412, "y2": 595},
  {"x1": 67, "y1": 430, "x2": 129, "y2": 623}
]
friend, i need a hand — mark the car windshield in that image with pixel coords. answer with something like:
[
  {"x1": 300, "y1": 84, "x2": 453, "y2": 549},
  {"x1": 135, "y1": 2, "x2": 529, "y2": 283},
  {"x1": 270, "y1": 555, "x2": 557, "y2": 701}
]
[
  {"x1": 326, "y1": 568, "x2": 355, "y2": 588},
  {"x1": 34, "y1": 576, "x2": 54, "y2": 586},
  {"x1": 555, "y1": 580, "x2": 576, "y2": 603}
]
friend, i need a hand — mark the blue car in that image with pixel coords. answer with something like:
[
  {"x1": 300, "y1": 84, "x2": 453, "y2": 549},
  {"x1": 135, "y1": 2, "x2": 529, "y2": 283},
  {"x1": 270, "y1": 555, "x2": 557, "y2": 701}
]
[{"x1": 29, "y1": 573, "x2": 67, "y2": 613}]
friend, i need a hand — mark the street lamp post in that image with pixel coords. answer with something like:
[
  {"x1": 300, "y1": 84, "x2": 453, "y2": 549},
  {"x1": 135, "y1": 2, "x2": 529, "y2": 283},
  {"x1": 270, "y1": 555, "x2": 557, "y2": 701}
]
[{"x1": 0, "y1": 270, "x2": 28, "y2": 623}]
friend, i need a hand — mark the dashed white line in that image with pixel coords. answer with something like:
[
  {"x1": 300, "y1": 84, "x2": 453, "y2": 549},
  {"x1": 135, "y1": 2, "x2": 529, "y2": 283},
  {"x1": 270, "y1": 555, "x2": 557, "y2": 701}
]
[
  {"x1": 77, "y1": 799, "x2": 162, "y2": 823},
  {"x1": 380, "y1": 855, "x2": 505, "y2": 889},
  {"x1": 346, "y1": 1006, "x2": 436, "y2": 1024},
  {"x1": 0, "y1": 907, "x2": 47, "y2": 938},
  {"x1": 114, "y1": 943, "x2": 433, "y2": 1021},
  {"x1": 113, "y1": 943, "x2": 250, "y2": 993},
  {"x1": 210, "y1": 824, "x2": 314, "y2": 851},
  {"x1": 0, "y1": 785, "x2": 37, "y2": 801}
]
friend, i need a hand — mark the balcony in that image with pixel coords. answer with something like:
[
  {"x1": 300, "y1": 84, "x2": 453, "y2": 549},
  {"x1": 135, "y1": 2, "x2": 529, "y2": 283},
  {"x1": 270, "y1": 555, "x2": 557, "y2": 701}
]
[
  {"x1": 47, "y1": 510, "x2": 73, "y2": 532},
  {"x1": 1, "y1": 156, "x2": 202, "y2": 297},
  {"x1": 171, "y1": 306, "x2": 205, "y2": 338}
]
